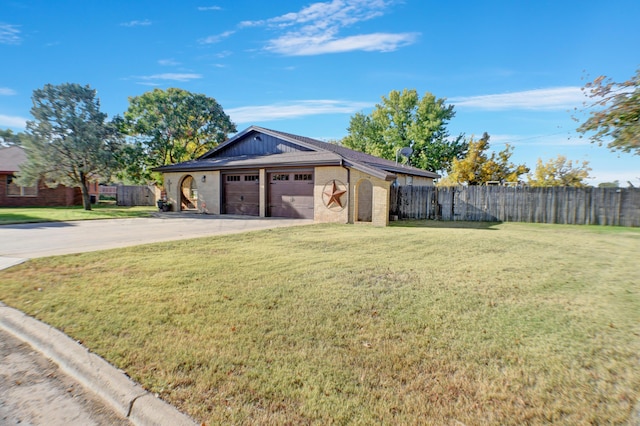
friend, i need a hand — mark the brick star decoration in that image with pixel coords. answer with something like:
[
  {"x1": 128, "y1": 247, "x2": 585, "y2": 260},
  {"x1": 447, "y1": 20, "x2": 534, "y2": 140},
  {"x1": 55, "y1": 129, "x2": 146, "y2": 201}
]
[{"x1": 323, "y1": 180, "x2": 347, "y2": 208}]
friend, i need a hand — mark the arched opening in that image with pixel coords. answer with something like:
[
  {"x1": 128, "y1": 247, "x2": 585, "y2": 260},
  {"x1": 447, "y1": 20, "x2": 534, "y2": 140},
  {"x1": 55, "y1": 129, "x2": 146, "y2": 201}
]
[
  {"x1": 180, "y1": 175, "x2": 198, "y2": 211},
  {"x1": 356, "y1": 179, "x2": 373, "y2": 222}
]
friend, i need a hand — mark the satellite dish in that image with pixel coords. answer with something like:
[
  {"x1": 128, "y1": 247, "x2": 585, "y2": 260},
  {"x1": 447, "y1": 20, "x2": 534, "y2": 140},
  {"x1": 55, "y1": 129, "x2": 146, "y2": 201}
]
[
  {"x1": 396, "y1": 147, "x2": 413, "y2": 166},
  {"x1": 399, "y1": 147, "x2": 413, "y2": 158}
]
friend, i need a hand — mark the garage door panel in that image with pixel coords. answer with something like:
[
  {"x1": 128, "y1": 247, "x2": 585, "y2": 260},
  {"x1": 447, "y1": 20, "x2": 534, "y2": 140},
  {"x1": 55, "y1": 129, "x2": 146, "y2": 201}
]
[
  {"x1": 224, "y1": 174, "x2": 259, "y2": 216},
  {"x1": 269, "y1": 195, "x2": 314, "y2": 218},
  {"x1": 268, "y1": 172, "x2": 314, "y2": 219}
]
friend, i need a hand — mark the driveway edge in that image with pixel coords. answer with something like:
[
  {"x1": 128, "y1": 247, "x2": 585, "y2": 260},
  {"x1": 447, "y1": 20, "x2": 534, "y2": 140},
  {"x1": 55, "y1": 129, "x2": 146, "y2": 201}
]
[{"x1": 0, "y1": 302, "x2": 196, "y2": 426}]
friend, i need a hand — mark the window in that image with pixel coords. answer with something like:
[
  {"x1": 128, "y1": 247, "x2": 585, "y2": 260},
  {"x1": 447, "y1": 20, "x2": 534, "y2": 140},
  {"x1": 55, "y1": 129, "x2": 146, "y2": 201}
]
[
  {"x1": 244, "y1": 175, "x2": 259, "y2": 182},
  {"x1": 6, "y1": 175, "x2": 37, "y2": 197},
  {"x1": 226, "y1": 175, "x2": 241, "y2": 182},
  {"x1": 272, "y1": 174, "x2": 289, "y2": 181},
  {"x1": 294, "y1": 173, "x2": 312, "y2": 181}
]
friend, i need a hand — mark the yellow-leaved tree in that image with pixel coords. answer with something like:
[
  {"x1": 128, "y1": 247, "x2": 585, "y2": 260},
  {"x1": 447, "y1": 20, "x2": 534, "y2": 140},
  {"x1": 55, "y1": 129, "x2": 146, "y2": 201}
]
[
  {"x1": 438, "y1": 133, "x2": 529, "y2": 186},
  {"x1": 527, "y1": 155, "x2": 591, "y2": 187}
]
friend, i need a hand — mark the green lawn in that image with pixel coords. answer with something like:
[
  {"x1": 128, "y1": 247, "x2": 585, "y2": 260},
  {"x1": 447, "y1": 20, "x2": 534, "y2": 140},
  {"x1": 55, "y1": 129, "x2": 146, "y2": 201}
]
[
  {"x1": 0, "y1": 222, "x2": 638, "y2": 424},
  {"x1": 0, "y1": 204, "x2": 156, "y2": 225}
]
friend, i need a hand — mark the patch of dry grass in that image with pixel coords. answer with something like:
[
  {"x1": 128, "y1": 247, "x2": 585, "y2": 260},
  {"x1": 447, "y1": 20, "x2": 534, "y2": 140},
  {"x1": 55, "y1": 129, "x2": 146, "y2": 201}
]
[{"x1": 0, "y1": 222, "x2": 638, "y2": 424}]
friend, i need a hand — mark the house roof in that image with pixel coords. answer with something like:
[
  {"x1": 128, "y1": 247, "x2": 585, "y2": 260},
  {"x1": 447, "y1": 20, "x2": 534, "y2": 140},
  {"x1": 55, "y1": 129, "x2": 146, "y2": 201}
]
[
  {"x1": 0, "y1": 146, "x2": 26, "y2": 174},
  {"x1": 155, "y1": 126, "x2": 441, "y2": 181},
  {"x1": 154, "y1": 151, "x2": 343, "y2": 172}
]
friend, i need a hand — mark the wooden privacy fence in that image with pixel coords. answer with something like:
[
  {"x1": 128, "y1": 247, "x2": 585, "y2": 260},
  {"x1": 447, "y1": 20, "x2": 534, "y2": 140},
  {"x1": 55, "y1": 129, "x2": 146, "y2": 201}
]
[
  {"x1": 116, "y1": 185, "x2": 158, "y2": 206},
  {"x1": 390, "y1": 186, "x2": 640, "y2": 227}
]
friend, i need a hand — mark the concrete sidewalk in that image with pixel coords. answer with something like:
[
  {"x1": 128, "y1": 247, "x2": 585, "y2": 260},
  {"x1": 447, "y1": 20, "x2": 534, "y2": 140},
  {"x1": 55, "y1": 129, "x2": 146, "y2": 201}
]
[{"x1": 0, "y1": 214, "x2": 312, "y2": 424}]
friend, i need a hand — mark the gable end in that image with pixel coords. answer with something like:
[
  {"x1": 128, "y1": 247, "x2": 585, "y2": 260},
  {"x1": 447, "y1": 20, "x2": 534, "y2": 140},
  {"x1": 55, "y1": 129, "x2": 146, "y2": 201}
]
[{"x1": 205, "y1": 132, "x2": 314, "y2": 159}]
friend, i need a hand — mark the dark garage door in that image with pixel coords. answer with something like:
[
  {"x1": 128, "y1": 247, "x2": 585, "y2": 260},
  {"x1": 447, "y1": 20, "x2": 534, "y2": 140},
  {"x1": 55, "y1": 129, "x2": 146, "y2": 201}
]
[
  {"x1": 223, "y1": 173, "x2": 260, "y2": 216},
  {"x1": 268, "y1": 171, "x2": 314, "y2": 219}
]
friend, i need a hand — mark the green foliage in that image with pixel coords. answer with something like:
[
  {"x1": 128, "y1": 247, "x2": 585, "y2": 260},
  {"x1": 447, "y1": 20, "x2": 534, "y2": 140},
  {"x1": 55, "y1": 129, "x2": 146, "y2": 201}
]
[
  {"x1": 121, "y1": 88, "x2": 236, "y2": 183},
  {"x1": 341, "y1": 89, "x2": 467, "y2": 173},
  {"x1": 0, "y1": 128, "x2": 30, "y2": 146},
  {"x1": 577, "y1": 69, "x2": 640, "y2": 155},
  {"x1": 20, "y1": 83, "x2": 123, "y2": 210},
  {"x1": 439, "y1": 133, "x2": 529, "y2": 186},
  {"x1": 597, "y1": 180, "x2": 620, "y2": 188},
  {"x1": 528, "y1": 155, "x2": 591, "y2": 187}
]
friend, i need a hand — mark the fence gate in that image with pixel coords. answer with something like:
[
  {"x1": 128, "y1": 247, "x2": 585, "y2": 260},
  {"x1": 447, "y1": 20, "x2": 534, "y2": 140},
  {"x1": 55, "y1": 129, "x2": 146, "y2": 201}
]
[{"x1": 116, "y1": 185, "x2": 157, "y2": 206}]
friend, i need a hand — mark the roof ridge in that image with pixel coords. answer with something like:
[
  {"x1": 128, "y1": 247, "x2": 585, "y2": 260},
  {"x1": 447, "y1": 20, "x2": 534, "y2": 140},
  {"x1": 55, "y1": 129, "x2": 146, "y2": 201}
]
[{"x1": 256, "y1": 127, "x2": 439, "y2": 178}]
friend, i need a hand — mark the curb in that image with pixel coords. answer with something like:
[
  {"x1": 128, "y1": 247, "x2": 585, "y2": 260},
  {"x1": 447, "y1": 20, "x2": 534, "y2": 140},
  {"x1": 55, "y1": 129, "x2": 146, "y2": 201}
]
[
  {"x1": 0, "y1": 257, "x2": 26, "y2": 271},
  {"x1": 0, "y1": 303, "x2": 196, "y2": 426}
]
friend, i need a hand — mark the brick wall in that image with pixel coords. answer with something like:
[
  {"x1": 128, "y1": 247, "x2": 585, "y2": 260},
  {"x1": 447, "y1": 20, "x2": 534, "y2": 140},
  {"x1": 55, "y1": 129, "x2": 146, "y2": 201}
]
[
  {"x1": 0, "y1": 173, "x2": 83, "y2": 207},
  {"x1": 348, "y1": 170, "x2": 391, "y2": 227},
  {"x1": 314, "y1": 166, "x2": 349, "y2": 224}
]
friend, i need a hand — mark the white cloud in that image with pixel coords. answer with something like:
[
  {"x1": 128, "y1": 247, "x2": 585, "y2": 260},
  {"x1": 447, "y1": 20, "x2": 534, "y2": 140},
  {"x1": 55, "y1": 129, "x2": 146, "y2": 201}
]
[
  {"x1": 198, "y1": 6, "x2": 222, "y2": 11},
  {"x1": 227, "y1": 100, "x2": 373, "y2": 123},
  {"x1": 450, "y1": 87, "x2": 588, "y2": 111},
  {"x1": 0, "y1": 87, "x2": 17, "y2": 96},
  {"x1": 489, "y1": 133, "x2": 587, "y2": 147},
  {"x1": 120, "y1": 19, "x2": 152, "y2": 27},
  {"x1": 138, "y1": 73, "x2": 203, "y2": 82},
  {"x1": 0, "y1": 114, "x2": 28, "y2": 128},
  {"x1": 158, "y1": 58, "x2": 180, "y2": 66},
  {"x1": 199, "y1": 30, "x2": 235, "y2": 44},
  {"x1": 242, "y1": 0, "x2": 390, "y2": 29},
  {"x1": 267, "y1": 32, "x2": 419, "y2": 55},
  {"x1": 239, "y1": 0, "x2": 418, "y2": 56},
  {"x1": 0, "y1": 23, "x2": 21, "y2": 45}
]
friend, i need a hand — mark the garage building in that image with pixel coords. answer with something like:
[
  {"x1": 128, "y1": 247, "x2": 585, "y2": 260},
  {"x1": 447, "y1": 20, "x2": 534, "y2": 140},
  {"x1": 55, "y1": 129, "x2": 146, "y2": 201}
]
[{"x1": 155, "y1": 126, "x2": 439, "y2": 226}]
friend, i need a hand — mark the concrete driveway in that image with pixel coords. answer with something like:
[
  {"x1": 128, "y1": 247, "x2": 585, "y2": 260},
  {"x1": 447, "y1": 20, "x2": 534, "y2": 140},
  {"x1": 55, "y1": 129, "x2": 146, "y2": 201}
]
[{"x1": 0, "y1": 213, "x2": 312, "y2": 270}]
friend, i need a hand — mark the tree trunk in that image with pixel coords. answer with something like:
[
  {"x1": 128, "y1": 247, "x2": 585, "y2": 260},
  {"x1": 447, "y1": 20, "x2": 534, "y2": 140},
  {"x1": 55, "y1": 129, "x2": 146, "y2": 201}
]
[{"x1": 80, "y1": 174, "x2": 92, "y2": 211}]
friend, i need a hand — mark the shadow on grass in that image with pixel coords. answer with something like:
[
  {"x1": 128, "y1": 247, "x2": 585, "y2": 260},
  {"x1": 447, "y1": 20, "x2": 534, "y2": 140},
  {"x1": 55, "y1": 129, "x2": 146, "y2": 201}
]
[{"x1": 389, "y1": 219, "x2": 502, "y2": 230}]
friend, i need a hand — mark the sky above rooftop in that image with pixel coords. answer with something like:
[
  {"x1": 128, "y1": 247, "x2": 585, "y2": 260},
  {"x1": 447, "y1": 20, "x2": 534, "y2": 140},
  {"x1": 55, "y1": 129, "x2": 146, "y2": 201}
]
[{"x1": 1, "y1": 0, "x2": 638, "y2": 184}]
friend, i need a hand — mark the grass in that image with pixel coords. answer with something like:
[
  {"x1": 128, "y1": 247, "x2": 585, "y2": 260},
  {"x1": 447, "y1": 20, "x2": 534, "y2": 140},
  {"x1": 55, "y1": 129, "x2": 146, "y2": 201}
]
[
  {"x1": 0, "y1": 204, "x2": 156, "y2": 225},
  {"x1": 0, "y1": 221, "x2": 639, "y2": 424}
]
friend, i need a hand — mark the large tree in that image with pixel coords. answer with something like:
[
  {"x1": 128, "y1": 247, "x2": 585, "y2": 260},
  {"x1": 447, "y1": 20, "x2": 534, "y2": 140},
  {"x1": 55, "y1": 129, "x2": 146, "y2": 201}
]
[
  {"x1": 439, "y1": 133, "x2": 529, "y2": 186},
  {"x1": 121, "y1": 88, "x2": 236, "y2": 182},
  {"x1": 19, "y1": 83, "x2": 122, "y2": 210},
  {"x1": 527, "y1": 155, "x2": 591, "y2": 187},
  {"x1": 341, "y1": 89, "x2": 467, "y2": 173},
  {"x1": 577, "y1": 69, "x2": 640, "y2": 155}
]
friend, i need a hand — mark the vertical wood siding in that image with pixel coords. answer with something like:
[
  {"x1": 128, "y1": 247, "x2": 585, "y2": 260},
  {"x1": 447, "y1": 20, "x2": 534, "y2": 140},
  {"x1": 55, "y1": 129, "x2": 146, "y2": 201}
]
[{"x1": 215, "y1": 134, "x2": 313, "y2": 157}]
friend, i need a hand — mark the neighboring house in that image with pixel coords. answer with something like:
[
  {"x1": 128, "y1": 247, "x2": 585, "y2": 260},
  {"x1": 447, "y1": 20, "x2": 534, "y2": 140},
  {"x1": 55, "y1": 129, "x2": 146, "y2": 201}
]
[
  {"x1": 0, "y1": 145, "x2": 99, "y2": 207},
  {"x1": 155, "y1": 126, "x2": 439, "y2": 226}
]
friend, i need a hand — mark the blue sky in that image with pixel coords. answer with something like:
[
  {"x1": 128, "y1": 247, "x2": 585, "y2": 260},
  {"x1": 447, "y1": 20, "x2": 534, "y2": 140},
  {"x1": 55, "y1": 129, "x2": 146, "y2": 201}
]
[{"x1": 1, "y1": 0, "x2": 638, "y2": 184}]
